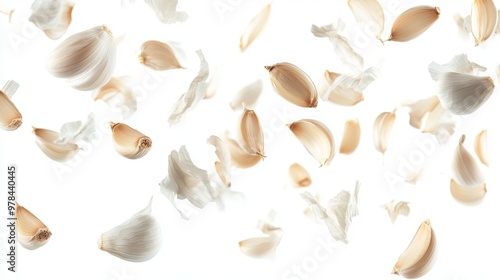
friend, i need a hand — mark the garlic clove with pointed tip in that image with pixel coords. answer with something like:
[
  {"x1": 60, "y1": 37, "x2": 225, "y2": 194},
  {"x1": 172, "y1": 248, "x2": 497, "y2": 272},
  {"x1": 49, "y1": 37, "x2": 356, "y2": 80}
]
[
  {"x1": 110, "y1": 122, "x2": 152, "y2": 159},
  {"x1": 16, "y1": 203, "x2": 52, "y2": 250}
]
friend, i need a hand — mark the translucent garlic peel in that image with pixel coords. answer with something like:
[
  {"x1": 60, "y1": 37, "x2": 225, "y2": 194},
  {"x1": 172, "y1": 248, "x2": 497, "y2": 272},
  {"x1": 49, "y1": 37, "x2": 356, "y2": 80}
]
[
  {"x1": 144, "y1": 0, "x2": 188, "y2": 24},
  {"x1": 428, "y1": 53, "x2": 487, "y2": 82},
  {"x1": 110, "y1": 122, "x2": 152, "y2": 159},
  {"x1": 16, "y1": 203, "x2": 52, "y2": 250},
  {"x1": 29, "y1": 0, "x2": 74, "y2": 39},
  {"x1": 240, "y1": 3, "x2": 271, "y2": 52},
  {"x1": 348, "y1": 0, "x2": 384, "y2": 39},
  {"x1": 321, "y1": 71, "x2": 364, "y2": 106},
  {"x1": 94, "y1": 77, "x2": 137, "y2": 119},
  {"x1": 288, "y1": 119, "x2": 335, "y2": 166},
  {"x1": 383, "y1": 200, "x2": 410, "y2": 224}
]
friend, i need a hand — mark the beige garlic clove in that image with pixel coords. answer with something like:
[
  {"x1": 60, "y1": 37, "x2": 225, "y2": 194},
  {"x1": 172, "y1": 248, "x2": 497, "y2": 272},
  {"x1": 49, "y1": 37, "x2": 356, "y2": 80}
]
[
  {"x1": 33, "y1": 127, "x2": 79, "y2": 162},
  {"x1": 436, "y1": 72, "x2": 494, "y2": 115},
  {"x1": 238, "y1": 108, "x2": 265, "y2": 158},
  {"x1": 46, "y1": 25, "x2": 116, "y2": 91},
  {"x1": 0, "y1": 90, "x2": 22, "y2": 131},
  {"x1": 386, "y1": 6, "x2": 440, "y2": 42},
  {"x1": 16, "y1": 203, "x2": 52, "y2": 250},
  {"x1": 321, "y1": 70, "x2": 364, "y2": 106},
  {"x1": 474, "y1": 129, "x2": 489, "y2": 167},
  {"x1": 471, "y1": 0, "x2": 497, "y2": 46},
  {"x1": 450, "y1": 179, "x2": 487, "y2": 205},
  {"x1": 229, "y1": 79, "x2": 263, "y2": 110},
  {"x1": 340, "y1": 118, "x2": 361, "y2": 154},
  {"x1": 224, "y1": 134, "x2": 262, "y2": 168},
  {"x1": 289, "y1": 163, "x2": 312, "y2": 187},
  {"x1": 373, "y1": 110, "x2": 396, "y2": 155},
  {"x1": 421, "y1": 102, "x2": 456, "y2": 143},
  {"x1": 392, "y1": 220, "x2": 436, "y2": 278},
  {"x1": 110, "y1": 122, "x2": 152, "y2": 159},
  {"x1": 265, "y1": 62, "x2": 318, "y2": 108},
  {"x1": 287, "y1": 119, "x2": 335, "y2": 166},
  {"x1": 348, "y1": 0, "x2": 385, "y2": 39},
  {"x1": 139, "y1": 40, "x2": 184, "y2": 71},
  {"x1": 404, "y1": 96, "x2": 440, "y2": 129},
  {"x1": 239, "y1": 235, "x2": 281, "y2": 257},
  {"x1": 452, "y1": 135, "x2": 486, "y2": 188},
  {"x1": 208, "y1": 135, "x2": 232, "y2": 187},
  {"x1": 240, "y1": 3, "x2": 271, "y2": 52}
]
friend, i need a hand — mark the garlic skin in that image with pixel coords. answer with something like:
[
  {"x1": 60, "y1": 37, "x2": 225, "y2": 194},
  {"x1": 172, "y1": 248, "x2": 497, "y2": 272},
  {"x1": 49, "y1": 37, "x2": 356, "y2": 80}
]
[
  {"x1": 238, "y1": 108, "x2": 265, "y2": 158},
  {"x1": 288, "y1": 119, "x2": 336, "y2": 166},
  {"x1": 0, "y1": 89, "x2": 22, "y2": 131},
  {"x1": 471, "y1": 0, "x2": 497, "y2": 46},
  {"x1": 382, "y1": 200, "x2": 410, "y2": 224},
  {"x1": 373, "y1": 111, "x2": 396, "y2": 155},
  {"x1": 240, "y1": 3, "x2": 271, "y2": 52},
  {"x1": 94, "y1": 77, "x2": 137, "y2": 119},
  {"x1": 387, "y1": 6, "x2": 440, "y2": 42},
  {"x1": 46, "y1": 25, "x2": 117, "y2": 91},
  {"x1": 33, "y1": 127, "x2": 80, "y2": 162},
  {"x1": 321, "y1": 71, "x2": 364, "y2": 106},
  {"x1": 451, "y1": 135, "x2": 486, "y2": 188},
  {"x1": 229, "y1": 79, "x2": 263, "y2": 110},
  {"x1": 29, "y1": 0, "x2": 74, "y2": 40},
  {"x1": 144, "y1": 0, "x2": 188, "y2": 24},
  {"x1": 110, "y1": 122, "x2": 152, "y2": 159},
  {"x1": 265, "y1": 62, "x2": 318, "y2": 108},
  {"x1": 208, "y1": 135, "x2": 232, "y2": 187},
  {"x1": 98, "y1": 198, "x2": 162, "y2": 262},
  {"x1": 428, "y1": 53, "x2": 486, "y2": 82},
  {"x1": 16, "y1": 203, "x2": 52, "y2": 250},
  {"x1": 288, "y1": 163, "x2": 312, "y2": 187},
  {"x1": 224, "y1": 134, "x2": 262, "y2": 168},
  {"x1": 348, "y1": 0, "x2": 384, "y2": 39},
  {"x1": 139, "y1": 40, "x2": 184, "y2": 71}
]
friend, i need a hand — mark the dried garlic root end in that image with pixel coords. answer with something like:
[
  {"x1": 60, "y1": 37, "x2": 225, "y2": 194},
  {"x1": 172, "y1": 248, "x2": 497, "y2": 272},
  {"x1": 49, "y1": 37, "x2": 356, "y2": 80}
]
[
  {"x1": 35, "y1": 228, "x2": 52, "y2": 242},
  {"x1": 289, "y1": 163, "x2": 312, "y2": 187},
  {"x1": 101, "y1": 25, "x2": 113, "y2": 36},
  {"x1": 7, "y1": 118, "x2": 22, "y2": 130}
]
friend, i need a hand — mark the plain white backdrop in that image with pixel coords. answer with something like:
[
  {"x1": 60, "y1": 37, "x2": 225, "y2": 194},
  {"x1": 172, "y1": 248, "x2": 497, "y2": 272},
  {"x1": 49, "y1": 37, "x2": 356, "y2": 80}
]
[{"x1": 1, "y1": 0, "x2": 500, "y2": 279}]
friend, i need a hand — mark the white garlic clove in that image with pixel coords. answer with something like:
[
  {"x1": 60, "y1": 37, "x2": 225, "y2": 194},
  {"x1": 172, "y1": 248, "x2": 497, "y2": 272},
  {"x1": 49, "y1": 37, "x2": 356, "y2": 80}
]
[
  {"x1": 450, "y1": 179, "x2": 487, "y2": 205},
  {"x1": 16, "y1": 203, "x2": 52, "y2": 250},
  {"x1": 373, "y1": 110, "x2": 396, "y2": 155},
  {"x1": 288, "y1": 119, "x2": 336, "y2": 166},
  {"x1": 110, "y1": 122, "x2": 152, "y2": 159},
  {"x1": 238, "y1": 108, "x2": 265, "y2": 158},
  {"x1": 33, "y1": 127, "x2": 79, "y2": 162},
  {"x1": 340, "y1": 118, "x2": 360, "y2": 155},
  {"x1": 138, "y1": 40, "x2": 184, "y2": 71},
  {"x1": 452, "y1": 135, "x2": 486, "y2": 188},
  {"x1": 386, "y1": 6, "x2": 440, "y2": 42},
  {"x1": 474, "y1": 129, "x2": 489, "y2": 167},
  {"x1": 471, "y1": 0, "x2": 497, "y2": 46}
]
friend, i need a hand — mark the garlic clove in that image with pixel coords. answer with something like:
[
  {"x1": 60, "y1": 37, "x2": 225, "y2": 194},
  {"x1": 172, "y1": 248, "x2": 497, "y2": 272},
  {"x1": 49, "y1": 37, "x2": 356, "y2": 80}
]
[
  {"x1": 347, "y1": 0, "x2": 385, "y2": 39},
  {"x1": 452, "y1": 135, "x2": 486, "y2": 188},
  {"x1": 392, "y1": 220, "x2": 436, "y2": 278},
  {"x1": 428, "y1": 53, "x2": 486, "y2": 81},
  {"x1": 229, "y1": 79, "x2": 263, "y2": 110},
  {"x1": 340, "y1": 118, "x2": 360, "y2": 154},
  {"x1": 29, "y1": 0, "x2": 74, "y2": 40},
  {"x1": 240, "y1": 3, "x2": 271, "y2": 52},
  {"x1": 288, "y1": 163, "x2": 312, "y2": 187},
  {"x1": 138, "y1": 40, "x2": 184, "y2": 71},
  {"x1": 98, "y1": 197, "x2": 162, "y2": 262},
  {"x1": 265, "y1": 62, "x2": 318, "y2": 108},
  {"x1": 239, "y1": 235, "x2": 281, "y2": 257},
  {"x1": 471, "y1": 0, "x2": 497, "y2": 46},
  {"x1": 33, "y1": 127, "x2": 79, "y2": 162},
  {"x1": 287, "y1": 119, "x2": 336, "y2": 166},
  {"x1": 46, "y1": 25, "x2": 116, "y2": 91},
  {"x1": 386, "y1": 6, "x2": 440, "y2": 42},
  {"x1": 403, "y1": 95, "x2": 440, "y2": 129},
  {"x1": 474, "y1": 129, "x2": 489, "y2": 167},
  {"x1": 144, "y1": 0, "x2": 188, "y2": 24},
  {"x1": 238, "y1": 108, "x2": 265, "y2": 158},
  {"x1": 373, "y1": 110, "x2": 396, "y2": 155},
  {"x1": 208, "y1": 135, "x2": 232, "y2": 187},
  {"x1": 321, "y1": 70, "x2": 364, "y2": 106},
  {"x1": 0, "y1": 89, "x2": 22, "y2": 131},
  {"x1": 16, "y1": 203, "x2": 52, "y2": 250},
  {"x1": 42, "y1": 1, "x2": 74, "y2": 40},
  {"x1": 110, "y1": 122, "x2": 152, "y2": 159},
  {"x1": 224, "y1": 134, "x2": 262, "y2": 168},
  {"x1": 421, "y1": 102, "x2": 456, "y2": 144},
  {"x1": 450, "y1": 179, "x2": 487, "y2": 205}
]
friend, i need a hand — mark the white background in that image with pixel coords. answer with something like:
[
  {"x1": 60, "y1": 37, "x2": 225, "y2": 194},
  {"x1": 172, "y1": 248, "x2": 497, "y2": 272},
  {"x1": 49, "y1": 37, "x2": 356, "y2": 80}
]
[{"x1": 1, "y1": 0, "x2": 500, "y2": 279}]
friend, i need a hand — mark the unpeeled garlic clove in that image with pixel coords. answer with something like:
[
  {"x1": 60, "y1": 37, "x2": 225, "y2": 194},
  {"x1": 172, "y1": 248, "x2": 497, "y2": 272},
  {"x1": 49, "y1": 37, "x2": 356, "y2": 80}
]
[
  {"x1": 138, "y1": 40, "x2": 184, "y2": 71},
  {"x1": 98, "y1": 197, "x2": 162, "y2": 262},
  {"x1": 452, "y1": 135, "x2": 486, "y2": 188},
  {"x1": 265, "y1": 62, "x2": 318, "y2": 108},
  {"x1": 288, "y1": 119, "x2": 335, "y2": 166},
  {"x1": 347, "y1": 0, "x2": 385, "y2": 39},
  {"x1": 373, "y1": 110, "x2": 396, "y2": 155},
  {"x1": 392, "y1": 219, "x2": 436, "y2": 278},
  {"x1": 471, "y1": 0, "x2": 497, "y2": 46},
  {"x1": 238, "y1": 108, "x2": 265, "y2": 158},
  {"x1": 386, "y1": 6, "x2": 440, "y2": 42},
  {"x1": 33, "y1": 127, "x2": 80, "y2": 162},
  {"x1": 0, "y1": 86, "x2": 22, "y2": 131},
  {"x1": 288, "y1": 163, "x2": 312, "y2": 187},
  {"x1": 110, "y1": 122, "x2": 152, "y2": 159},
  {"x1": 16, "y1": 203, "x2": 52, "y2": 250},
  {"x1": 474, "y1": 129, "x2": 489, "y2": 167},
  {"x1": 229, "y1": 79, "x2": 263, "y2": 110},
  {"x1": 340, "y1": 118, "x2": 360, "y2": 154},
  {"x1": 224, "y1": 134, "x2": 262, "y2": 168},
  {"x1": 29, "y1": 0, "x2": 74, "y2": 40},
  {"x1": 240, "y1": 2, "x2": 271, "y2": 52},
  {"x1": 450, "y1": 179, "x2": 487, "y2": 205},
  {"x1": 46, "y1": 25, "x2": 116, "y2": 91}
]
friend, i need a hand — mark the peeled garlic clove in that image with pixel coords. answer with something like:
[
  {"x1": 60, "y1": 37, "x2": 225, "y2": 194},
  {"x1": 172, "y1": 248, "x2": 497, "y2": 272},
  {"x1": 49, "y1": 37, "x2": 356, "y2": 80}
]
[
  {"x1": 16, "y1": 203, "x2": 52, "y2": 250},
  {"x1": 452, "y1": 135, "x2": 486, "y2": 188},
  {"x1": 404, "y1": 96, "x2": 440, "y2": 129},
  {"x1": 0, "y1": 90, "x2": 22, "y2": 131},
  {"x1": 288, "y1": 119, "x2": 335, "y2": 166},
  {"x1": 373, "y1": 111, "x2": 396, "y2": 155},
  {"x1": 144, "y1": 0, "x2": 187, "y2": 24},
  {"x1": 240, "y1": 3, "x2": 271, "y2": 52},
  {"x1": 387, "y1": 6, "x2": 440, "y2": 42},
  {"x1": 265, "y1": 62, "x2": 318, "y2": 108},
  {"x1": 474, "y1": 129, "x2": 489, "y2": 166},
  {"x1": 340, "y1": 119, "x2": 360, "y2": 154},
  {"x1": 347, "y1": 0, "x2": 385, "y2": 39},
  {"x1": 229, "y1": 79, "x2": 263, "y2": 110},
  {"x1": 238, "y1": 108, "x2": 265, "y2": 158},
  {"x1": 450, "y1": 179, "x2": 487, "y2": 205},
  {"x1": 471, "y1": 0, "x2": 497, "y2": 46},
  {"x1": 208, "y1": 135, "x2": 232, "y2": 187},
  {"x1": 224, "y1": 134, "x2": 262, "y2": 168},
  {"x1": 239, "y1": 235, "x2": 281, "y2": 257},
  {"x1": 437, "y1": 72, "x2": 494, "y2": 115},
  {"x1": 321, "y1": 70, "x2": 364, "y2": 106},
  {"x1": 139, "y1": 40, "x2": 184, "y2": 71},
  {"x1": 33, "y1": 127, "x2": 79, "y2": 162},
  {"x1": 289, "y1": 163, "x2": 312, "y2": 187},
  {"x1": 99, "y1": 197, "x2": 162, "y2": 262},
  {"x1": 46, "y1": 25, "x2": 116, "y2": 91},
  {"x1": 110, "y1": 122, "x2": 152, "y2": 159},
  {"x1": 392, "y1": 220, "x2": 436, "y2": 278}
]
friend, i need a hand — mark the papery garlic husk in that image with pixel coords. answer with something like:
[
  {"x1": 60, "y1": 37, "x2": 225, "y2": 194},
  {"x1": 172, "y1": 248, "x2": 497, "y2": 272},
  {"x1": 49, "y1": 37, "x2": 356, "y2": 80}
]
[
  {"x1": 0, "y1": 90, "x2": 22, "y2": 131},
  {"x1": 289, "y1": 163, "x2": 312, "y2": 187},
  {"x1": 437, "y1": 72, "x2": 494, "y2": 115},
  {"x1": 321, "y1": 70, "x2": 364, "y2": 106},
  {"x1": 452, "y1": 135, "x2": 486, "y2": 188},
  {"x1": 347, "y1": 0, "x2": 385, "y2": 39},
  {"x1": 110, "y1": 122, "x2": 152, "y2": 159},
  {"x1": 229, "y1": 79, "x2": 263, "y2": 110},
  {"x1": 428, "y1": 53, "x2": 486, "y2": 82},
  {"x1": 57, "y1": 113, "x2": 96, "y2": 144},
  {"x1": 471, "y1": 0, "x2": 497, "y2": 46},
  {"x1": 98, "y1": 197, "x2": 162, "y2": 262},
  {"x1": 29, "y1": 0, "x2": 74, "y2": 40},
  {"x1": 139, "y1": 40, "x2": 184, "y2": 71},
  {"x1": 373, "y1": 111, "x2": 396, "y2": 155},
  {"x1": 238, "y1": 108, "x2": 265, "y2": 158},
  {"x1": 288, "y1": 119, "x2": 335, "y2": 166},
  {"x1": 0, "y1": 4, "x2": 14, "y2": 22},
  {"x1": 208, "y1": 135, "x2": 232, "y2": 187},
  {"x1": 421, "y1": 102, "x2": 456, "y2": 144},
  {"x1": 204, "y1": 67, "x2": 219, "y2": 99},
  {"x1": 240, "y1": 3, "x2": 271, "y2": 52},
  {"x1": 450, "y1": 179, "x2": 487, "y2": 205},
  {"x1": 16, "y1": 203, "x2": 52, "y2": 250},
  {"x1": 265, "y1": 62, "x2": 318, "y2": 108},
  {"x1": 474, "y1": 129, "x2": 489, "y2": 166},
  {"x1": 392, "y1": 220, "x2": 436, "y2": 278},
  {"x1": 404, "y1": 96, "x2": 440, "y2": 129},
  {"x1": 46, "y1": 25, "x2": 116, "y2": 91},
  {"x1": 386, "y1": 6, "x2": 440, "y2": 42},
  {"x1": 382, "y1": 200, "x2": 410, "y2": 224},
  {"x1": 144, "y1": 0, "x2": 188, "y2": 24},
  {"x1": 340, "y1": 119, "x2": 360, "y2": 154},
  {"x1": 239, "y1": 233, "x2": 282, "y2": 257},
  {"x1": 224, "y1": 134, "x2": 262, "y2": 168},
  {"x1": 94, "y1": 77, "x2": 137, "y2": 119},
  {"x1": 33, "y1": 127, "x2": 79, "y2": 162}
]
